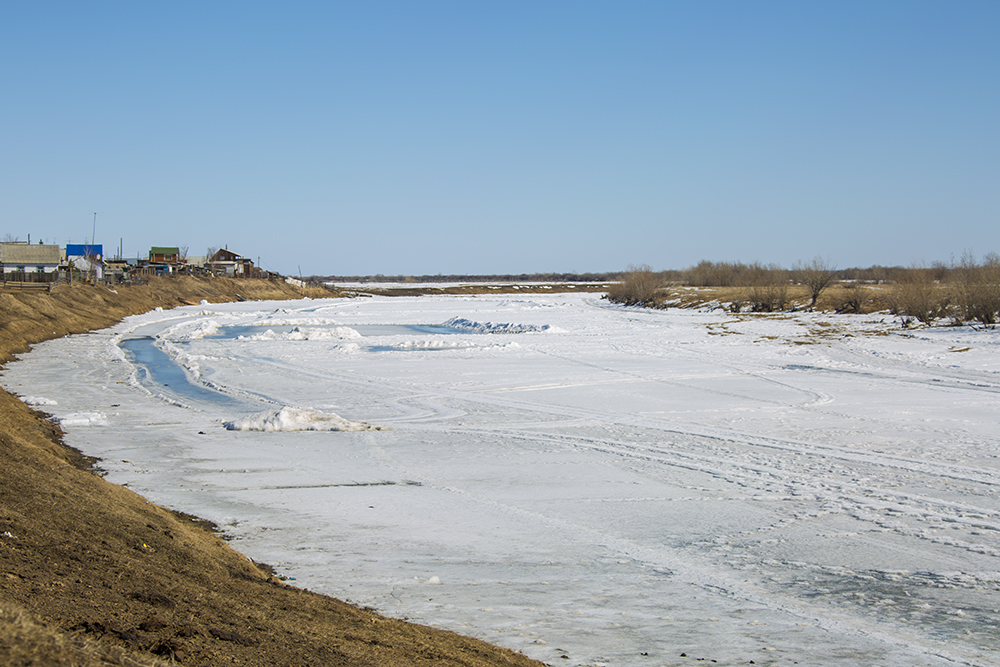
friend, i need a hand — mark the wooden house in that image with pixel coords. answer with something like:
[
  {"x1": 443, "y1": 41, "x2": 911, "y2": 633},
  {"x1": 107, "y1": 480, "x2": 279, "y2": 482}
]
[
  {"x1": 0, "y1": 242, "x2": 61, "y2": 282},
  {"x1": 149, "y1": 247, "x2": 181, "y2": 263},
  {"x1": 208, "y1": 248, "x2": 255, "y2": 277}
]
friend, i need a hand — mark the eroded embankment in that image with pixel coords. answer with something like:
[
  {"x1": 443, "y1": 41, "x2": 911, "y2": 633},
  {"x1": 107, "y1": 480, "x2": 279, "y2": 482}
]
[{"x1": 0, "y1": 278, "x2": 542, "y2": 667}]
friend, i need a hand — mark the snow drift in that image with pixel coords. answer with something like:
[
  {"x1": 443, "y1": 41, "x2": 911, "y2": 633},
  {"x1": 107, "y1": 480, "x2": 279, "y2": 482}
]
[
  {"x1": 59, "y1": 412, "x2": 108, "y2": 427},
  {"x1": 239, "y1": 326, "x2": 362, "y2": 341},
  {"x1": 21, "y1": 396, "x2": 57, "y2": 406},
  {"x1": 223, "y1": 407, "x2": 379, "y2": 432},
  {"x1": 443, "y1": 316, "x2": 549, "y2": 333}
]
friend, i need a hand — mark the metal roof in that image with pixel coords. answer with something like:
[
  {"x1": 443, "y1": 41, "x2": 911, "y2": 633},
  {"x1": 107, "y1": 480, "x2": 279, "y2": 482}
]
[
  {"x1": 0, "y1": 243, "x2": 61, "y2": 265},
  {"x1": 66, "y1": 244, "x2": 103, "y2": 257}
]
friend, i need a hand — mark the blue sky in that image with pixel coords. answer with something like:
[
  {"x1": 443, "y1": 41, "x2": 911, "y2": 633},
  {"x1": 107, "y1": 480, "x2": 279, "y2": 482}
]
[{"x1": 3, "y1": 2, "x2": 998, "y2": 276}]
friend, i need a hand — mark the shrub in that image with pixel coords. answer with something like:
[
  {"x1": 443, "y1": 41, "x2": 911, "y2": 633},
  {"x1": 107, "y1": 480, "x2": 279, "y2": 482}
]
[
  {"x1": 605, "y1": 265, "x2": 666, "y2": 307},
  {"x1": 887, "y1": 268, "x2": 950, "y2": 325},
  {"x1": 743, "y1": 262, "x2": 790, "y2": 312},
  {"x1": 954, "y1": 252, "x2": 1000, "y2": 326},
  {"x1": 834, "y1": 283, "x2": 874, "y2": 314}
]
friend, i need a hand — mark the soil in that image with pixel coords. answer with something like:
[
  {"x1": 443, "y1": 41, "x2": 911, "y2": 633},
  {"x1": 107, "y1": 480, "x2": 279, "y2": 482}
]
[{"x1": 0, "y1": 278, "x2": 543, "y2": 667}]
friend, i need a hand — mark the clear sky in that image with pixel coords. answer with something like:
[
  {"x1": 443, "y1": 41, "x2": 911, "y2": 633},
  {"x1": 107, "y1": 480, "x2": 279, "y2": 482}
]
[{"x1": 3, "y1": 2, "x2": 998, "y2": 276}]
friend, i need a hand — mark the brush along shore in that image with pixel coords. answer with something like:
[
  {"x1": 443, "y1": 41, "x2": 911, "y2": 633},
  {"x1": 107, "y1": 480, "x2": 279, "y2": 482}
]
[
  {"x1": 604, "y1": 260, "x2": 1000, "y2": 327},
  {"x1": 0, "y1": 277, "x2": 542, "y2": 667}
]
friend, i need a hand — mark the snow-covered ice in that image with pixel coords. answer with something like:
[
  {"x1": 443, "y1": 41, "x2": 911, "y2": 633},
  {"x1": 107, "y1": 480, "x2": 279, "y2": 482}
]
[{"x1": 4, "y1": 293, "x2": 1000, "y2": 666}]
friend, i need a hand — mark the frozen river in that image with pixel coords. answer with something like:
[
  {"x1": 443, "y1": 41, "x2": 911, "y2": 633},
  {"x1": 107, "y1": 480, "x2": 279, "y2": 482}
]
[{"x1": 5, "y1": 293, "x2": 1000, "y2": 666}]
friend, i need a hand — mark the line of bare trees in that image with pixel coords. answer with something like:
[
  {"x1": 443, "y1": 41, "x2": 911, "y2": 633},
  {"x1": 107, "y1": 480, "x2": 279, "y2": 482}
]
[
  {"x1": 605, "y1": 254, "x2": 1000, "y2": 326},
  {"x1": 884, "y1": 252, "x2": 1000, "y2": 326},
  {"x1": 606, "y1": 258, "x2": 838, "y2": 313}
]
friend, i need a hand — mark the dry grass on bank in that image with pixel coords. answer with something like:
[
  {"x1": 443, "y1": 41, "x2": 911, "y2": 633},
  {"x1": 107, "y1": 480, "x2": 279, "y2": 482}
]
[
  {"x1": 0, "y1": 276, "x2": 336, "y2": 365},
  {"x1": 0, "y1": 605, "x2": 167, "y2": 667}
]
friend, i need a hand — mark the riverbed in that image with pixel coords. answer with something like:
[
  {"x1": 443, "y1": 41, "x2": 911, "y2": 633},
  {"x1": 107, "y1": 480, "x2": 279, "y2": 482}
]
[{"x1": 5, "y1": 293, "x2": 1000, "y2": 666}]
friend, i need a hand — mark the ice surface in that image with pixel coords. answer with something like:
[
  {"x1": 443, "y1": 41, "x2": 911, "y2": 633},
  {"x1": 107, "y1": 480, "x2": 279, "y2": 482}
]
[{"x1": 4, "y1": 294, "x2": 1000, "y2": 667}]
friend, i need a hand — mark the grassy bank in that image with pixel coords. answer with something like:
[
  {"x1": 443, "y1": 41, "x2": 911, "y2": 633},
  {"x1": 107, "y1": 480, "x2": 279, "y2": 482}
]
[{"x1": 0, "y1": 278, "x2": 542, "y2": 667}]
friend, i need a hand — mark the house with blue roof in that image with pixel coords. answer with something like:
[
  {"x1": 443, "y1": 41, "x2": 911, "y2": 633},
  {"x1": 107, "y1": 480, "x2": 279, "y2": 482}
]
[{"x1": 65, "y1": 243, "x2": 104, "y2": 280}]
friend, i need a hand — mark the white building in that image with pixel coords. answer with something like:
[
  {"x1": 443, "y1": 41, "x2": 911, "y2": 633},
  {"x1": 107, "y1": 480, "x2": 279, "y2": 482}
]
[{"x1": 64, "y1": 243, "x2": 105, "y2": 280}]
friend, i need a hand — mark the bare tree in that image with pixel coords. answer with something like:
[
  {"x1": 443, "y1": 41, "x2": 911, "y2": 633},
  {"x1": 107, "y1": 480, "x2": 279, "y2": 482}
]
[
  {"x1": 206, "y1": 246, "x2": 219, "y2": 269},
  {"x1": 794, "y1": 257, "x2": 837, "y2": 309},
  {"x1": 3, "y1": 233, "x2": 19, "y2": 242}
]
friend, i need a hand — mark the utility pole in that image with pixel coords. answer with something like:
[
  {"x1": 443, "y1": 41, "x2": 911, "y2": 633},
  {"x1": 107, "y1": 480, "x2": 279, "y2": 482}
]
[{"x1": 89, "y1": 212, "x2": 98, "y2": 283}]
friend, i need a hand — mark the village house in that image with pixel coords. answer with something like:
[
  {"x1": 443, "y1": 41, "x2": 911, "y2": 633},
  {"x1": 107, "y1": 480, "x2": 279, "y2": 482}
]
[
  {"x1": 0, "y1": 242, "x2": 61, "y2": 281},
  {"x1": 103, "y1": 258, "x2": 129, "y2": 282},
  {"x1": 207, "y1": 248, "x2": 255, "y2": 277},
  {"x1": 65, "y1": 243, "x2": 104, "y2": 280},
  {"x1": 148, "y1": 246, "x2": 181, "y2": 263},
  {"x1": 131, "y1": 246, "x2": 185, "y2": 277}
]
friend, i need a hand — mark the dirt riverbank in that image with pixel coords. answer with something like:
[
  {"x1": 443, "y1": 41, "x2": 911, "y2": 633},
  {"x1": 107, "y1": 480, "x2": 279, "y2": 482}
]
[{"x1": 0, "y1": 278, "x2": 542, "y2": 666}]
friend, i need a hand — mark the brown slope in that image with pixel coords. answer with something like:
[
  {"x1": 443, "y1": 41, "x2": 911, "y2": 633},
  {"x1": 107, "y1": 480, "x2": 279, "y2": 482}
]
[{"x1": 0, "y1": 279, "x2": 543, "y2": 667}]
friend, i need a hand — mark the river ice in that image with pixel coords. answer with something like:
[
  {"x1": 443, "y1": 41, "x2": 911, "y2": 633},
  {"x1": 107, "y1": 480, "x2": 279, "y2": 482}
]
[{"x1": 4, "y1": 293, "x2": 1000, "y2": 666}]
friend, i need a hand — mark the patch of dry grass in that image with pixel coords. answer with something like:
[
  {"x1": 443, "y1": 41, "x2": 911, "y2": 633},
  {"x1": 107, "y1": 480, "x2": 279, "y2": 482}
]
[{"x1": 0, "y1": 605, "x2": 166, "y2": 667}]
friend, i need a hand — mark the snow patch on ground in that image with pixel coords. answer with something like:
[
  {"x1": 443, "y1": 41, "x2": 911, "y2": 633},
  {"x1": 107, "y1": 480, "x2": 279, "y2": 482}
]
[{"x1": 223, "y1": 407, "x2": 380, "y2": 432}]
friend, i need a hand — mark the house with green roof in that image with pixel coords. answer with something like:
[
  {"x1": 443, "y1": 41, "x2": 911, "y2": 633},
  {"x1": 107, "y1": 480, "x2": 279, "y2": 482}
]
[{"x1": 149, "y1": 247, "x2": 180, "y2": 263}]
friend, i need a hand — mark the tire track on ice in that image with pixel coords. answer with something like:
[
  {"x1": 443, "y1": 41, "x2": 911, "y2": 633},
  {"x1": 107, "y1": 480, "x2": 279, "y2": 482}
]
[
  {"x1": 356, "y1": 430, "x2": 995, "y2": 667},
  {"x1": 243, "y1": 356, "x2": 1000, "y2": 491}
]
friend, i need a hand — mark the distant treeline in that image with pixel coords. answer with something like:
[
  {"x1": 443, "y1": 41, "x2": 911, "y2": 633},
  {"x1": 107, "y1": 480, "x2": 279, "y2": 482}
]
[
  {"x1": 310, "y1": 272, "x2": 617, "y2": 284},
  {"x1": 310, "y1": 260, "x2": 1000, "y2": 288},
  {"x1": 311, "y1": 262, "x2": 971, "y2": 287}
]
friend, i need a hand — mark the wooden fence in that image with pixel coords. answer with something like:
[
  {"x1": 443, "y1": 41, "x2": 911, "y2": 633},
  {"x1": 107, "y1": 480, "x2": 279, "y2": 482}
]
[{"x1": 1, "y1": 280, "x2": 52, "y2": 291}]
